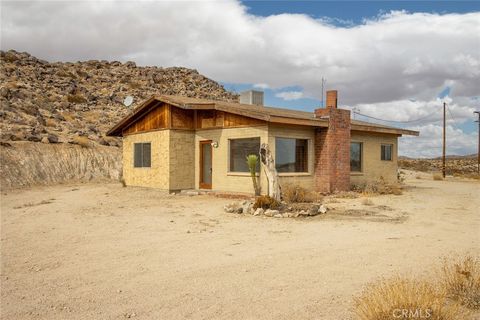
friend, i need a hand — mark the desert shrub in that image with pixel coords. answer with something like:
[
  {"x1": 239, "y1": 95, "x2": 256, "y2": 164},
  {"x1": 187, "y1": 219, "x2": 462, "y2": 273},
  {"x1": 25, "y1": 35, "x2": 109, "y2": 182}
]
[
  {"x1": 333, "y1": 191, "x2": 359, "y2": 199},
  {"x1": 253, "y1": 195, "x2": 280, "y2": 210},
  {"x1": 67, "y1": 94, "x2": 87, "y2": 104},
  {"x1": 433, "y1": 173, "x2": 444, "y2": 181},
  {"x1": 354, "y1": 277, "x2": 466, "y2": 320},
  {"x1": 128, "y1": 81, "x2": 142, "y2": 89},
  {"x1": 361, "y1": 198, "x2": 374, "y2": 206},
  {"x1": 45, "y1": 118, "x2": 57, "y2": 127},
  {"x1": 282, "y1": 184, "x2": 323, "y2": 203},
  {"x1": 352, "y1": 177, "x2": 403, "y2": 196},
  {"x1": 72, "y1": 136, "x2": 91, "y2": 148},
  {"x1": 442, "y1": 255, "x2": 480, "y2": 309},
  {"x1": 246, "y1": 154, "x2": 260, "y2": 196}
]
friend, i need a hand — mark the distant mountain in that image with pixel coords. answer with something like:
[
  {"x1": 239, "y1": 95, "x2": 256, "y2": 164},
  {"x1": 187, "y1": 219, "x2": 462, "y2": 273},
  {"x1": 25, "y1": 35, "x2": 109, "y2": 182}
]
[
  {"x1": 399, "y1": 154, "x2": 477, "y2": 160},
  {"x1": 0, "y1": 50, "x2": 238, "y2": 146}
]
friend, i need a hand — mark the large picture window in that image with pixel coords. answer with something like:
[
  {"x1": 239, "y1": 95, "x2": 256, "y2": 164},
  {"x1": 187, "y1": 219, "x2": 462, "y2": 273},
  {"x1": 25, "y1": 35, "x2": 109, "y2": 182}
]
[
  {"x1": 350, "y1": 142, "x2": 362, "y2": 172},
  {"x1": 275, "y1": 138, "x2": 308, "y2": 173},
  {"x1": 381, "y1": 144, "x2": 393, "y2": 161},
  {"x1": 134, "y1": 142, "x2": 151, "y2": 168},
  {"x1": 229, "y1": 138, "x2": 261, "y2": 172}
]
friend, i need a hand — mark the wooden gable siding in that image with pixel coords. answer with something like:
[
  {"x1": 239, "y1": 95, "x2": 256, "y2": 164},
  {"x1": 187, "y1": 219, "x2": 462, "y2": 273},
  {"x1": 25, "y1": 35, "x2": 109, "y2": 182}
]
[
  {"x1": 123, "y1": 103, "x2": 266, "y2": 135},
  {"x1": 196, "y1": 110, "x2": 265, "y2": 129},
  {"x1": 123, "y1": 103, "x2": 168, "y2": 135},
  {"x1": 171, "y1": 107, "x2": 195, "y2": 129}
]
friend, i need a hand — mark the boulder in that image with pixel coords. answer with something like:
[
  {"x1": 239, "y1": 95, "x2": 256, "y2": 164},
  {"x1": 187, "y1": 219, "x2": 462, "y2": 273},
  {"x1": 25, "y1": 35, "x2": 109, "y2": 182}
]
[
  {"x1": 264, "y1": 209, "x2": 279, "y2": 217},
  {"x1": 253, "y1": 208, "x2": 264, "y2": 216},
  {"x1": 47, "y1": 134, "x2": 59, "y2": 143},
  {"x1": 318, "y1": 204, "x2": 328, "y2": 214},
  {"x1": 224, "y1": 202, "x2": 242, "y2": 214},
  {"x1": 297, "y1": 210, "x2": 310, "y2": 217},
  {"x1": 241, "y1": 201, "x2": 253, "y2": 214},
  {"x1": 26, "y1": 134, "x2": 41, "y2": 142},
  {"x1": 309, "y1": 204, "x2": 320, "y2": 216}
]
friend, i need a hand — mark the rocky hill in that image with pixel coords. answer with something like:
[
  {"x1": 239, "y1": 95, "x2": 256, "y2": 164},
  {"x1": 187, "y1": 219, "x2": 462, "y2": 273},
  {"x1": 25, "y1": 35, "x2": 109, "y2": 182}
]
[
  {"x1": 0, "y1": 49, "x2": 238, "y2": 146},
  {"x1": 0, "y1": 49, "x2": 239, "y2": 189}
]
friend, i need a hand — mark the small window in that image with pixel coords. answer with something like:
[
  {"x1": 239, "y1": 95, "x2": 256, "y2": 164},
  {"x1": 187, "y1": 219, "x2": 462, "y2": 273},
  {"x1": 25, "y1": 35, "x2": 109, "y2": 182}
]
[
  {"x1": 229, "y1": 138, "x2": 261, "y2": 172},
  {"x1": 134, "y1": 143, "x2": 151, "y2": 168},
  {"x1": 275, "y1": 138, "x2": 308, "y2": 173},
  {"x1": 350, "y1": 142, "x2": 362, "y2": 172},
  {"x1": 381, "y1": 144, "x2": 393, "y2": 161}
]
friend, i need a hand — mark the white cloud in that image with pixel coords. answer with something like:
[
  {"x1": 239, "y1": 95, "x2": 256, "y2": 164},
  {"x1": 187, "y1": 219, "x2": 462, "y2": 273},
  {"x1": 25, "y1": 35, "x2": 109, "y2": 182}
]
[
  {"x1": 275, "y1": 91, "x2": 304, "y2": 101},
  {"x1": 399, "y1": 124, "x2": 477, "y2": 158},
  {"x1": 253, "y1": 83, "x2": 269, "y2": 90},
  {"x1": 1, "y1": 0, "x2": 479, "y2": 156}
]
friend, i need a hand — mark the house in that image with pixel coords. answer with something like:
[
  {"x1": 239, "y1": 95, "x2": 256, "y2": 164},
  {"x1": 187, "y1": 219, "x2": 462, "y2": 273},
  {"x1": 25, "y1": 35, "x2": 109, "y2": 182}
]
[{"x1": 107, "y1": 90, "x2": 418, "y2": 194}]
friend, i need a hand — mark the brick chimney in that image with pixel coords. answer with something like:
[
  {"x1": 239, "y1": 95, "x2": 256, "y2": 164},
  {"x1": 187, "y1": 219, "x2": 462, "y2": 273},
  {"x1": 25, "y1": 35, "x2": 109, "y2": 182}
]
[
  {"x1": 314, "y1": 90, "x2": 351, "y2": 193},
  {"x1": 326, "y1": 90, "x2": 337, "y2": 109}
]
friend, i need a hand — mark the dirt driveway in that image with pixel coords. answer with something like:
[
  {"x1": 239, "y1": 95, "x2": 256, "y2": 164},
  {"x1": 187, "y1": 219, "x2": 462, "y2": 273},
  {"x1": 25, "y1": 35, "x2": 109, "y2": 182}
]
[{"x1": 1, "y1": 172, "x2": 479, "y2": 319}]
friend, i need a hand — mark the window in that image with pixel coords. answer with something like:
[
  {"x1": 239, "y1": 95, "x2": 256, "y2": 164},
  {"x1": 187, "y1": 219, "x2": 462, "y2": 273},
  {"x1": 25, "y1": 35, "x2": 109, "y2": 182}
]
[
  {"x1": 229, "y1": 138, "x2": 260, "y2": 172},
  {"x1": 275, "y1": 138, "x2": 308, "y2": 173},
  {"x1": 134, "y1": 143, "x2": 151, "y2": 168},
  {"x1": 350, "y1": 142, "x2": 362, "y2": 172},
  {"x1": 381, "y1": 144, "x2": 393, "y2": 161}
]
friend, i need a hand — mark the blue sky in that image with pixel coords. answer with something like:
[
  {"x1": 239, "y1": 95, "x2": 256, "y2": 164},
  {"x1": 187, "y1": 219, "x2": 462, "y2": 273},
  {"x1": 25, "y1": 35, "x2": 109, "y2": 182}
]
[
  {"x1": 217, "y1": 1, "x2": 480, "y2": 155},
  {"x1": 244, "y1": 1, "x2": 479, "y2": 23},
  {"x1": 2, "y1": 0, "x2": 479, "y2": 156}
]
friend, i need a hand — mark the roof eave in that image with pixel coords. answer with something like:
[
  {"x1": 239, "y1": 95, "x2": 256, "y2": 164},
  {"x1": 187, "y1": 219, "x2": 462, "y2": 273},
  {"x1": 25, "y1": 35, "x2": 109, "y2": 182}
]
[{"x1": 351, "y1": 123, "x2": 419, "y2": 136}]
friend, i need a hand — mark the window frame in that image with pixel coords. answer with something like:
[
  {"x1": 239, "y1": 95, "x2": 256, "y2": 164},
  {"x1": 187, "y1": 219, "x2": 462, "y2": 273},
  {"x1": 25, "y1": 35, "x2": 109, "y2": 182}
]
[
  {"x1": 274, "y1": 137, "x2": 310, "y2": 174},
  {"x1": 350, "y1": 141, "x2": 363, "y2": 172},
  {"x1": 228, "y1": 137, "x2": 261, "y2": 173},
  {"x1": 381, "y1": 144, "x2": 393, "y2": 161},
  {"x1": 133, "y1": 142, "x2": 152, "y2": 168}
]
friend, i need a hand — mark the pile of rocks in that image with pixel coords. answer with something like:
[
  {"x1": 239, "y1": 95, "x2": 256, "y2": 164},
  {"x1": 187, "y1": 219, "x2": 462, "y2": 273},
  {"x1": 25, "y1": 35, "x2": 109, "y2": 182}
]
[
  {"x1": 224, "y1": 200, "x2": 328, "y2": 218},
  {"x1": 0, "y1": 49, "x2": 239, "y2": 146}
]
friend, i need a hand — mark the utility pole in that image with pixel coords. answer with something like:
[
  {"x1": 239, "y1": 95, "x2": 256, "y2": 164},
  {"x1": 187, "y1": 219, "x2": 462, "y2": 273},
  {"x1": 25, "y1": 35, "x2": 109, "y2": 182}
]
[
  {"x1": 321, "y1": 77, "x2": 326, "y2": 108},
  {"x1": 443, "y1": 102, "x2": 446, "y2": 178},
  {"x1": 475, "y1": 111, "x2": 480, "y2": 174}
]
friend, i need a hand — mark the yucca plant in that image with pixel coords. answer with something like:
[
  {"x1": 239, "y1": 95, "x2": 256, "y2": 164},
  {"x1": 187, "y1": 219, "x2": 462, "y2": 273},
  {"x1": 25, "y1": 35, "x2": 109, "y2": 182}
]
[{"x1": 246, "y1": 154, "x2": 260, "y2": 196}]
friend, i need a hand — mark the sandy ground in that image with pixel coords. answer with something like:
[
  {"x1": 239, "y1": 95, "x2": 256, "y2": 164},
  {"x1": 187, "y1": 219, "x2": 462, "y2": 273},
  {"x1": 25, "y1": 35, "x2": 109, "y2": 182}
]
[{"x1": 1, "y1": 171, "x2": 479, "y2": 320}]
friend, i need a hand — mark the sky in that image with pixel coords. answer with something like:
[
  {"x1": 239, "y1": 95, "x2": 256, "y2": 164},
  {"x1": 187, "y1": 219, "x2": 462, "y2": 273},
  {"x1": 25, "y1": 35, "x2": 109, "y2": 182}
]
[{"x1": 1, "y1": 0, "x2": 479, "y2": 157}]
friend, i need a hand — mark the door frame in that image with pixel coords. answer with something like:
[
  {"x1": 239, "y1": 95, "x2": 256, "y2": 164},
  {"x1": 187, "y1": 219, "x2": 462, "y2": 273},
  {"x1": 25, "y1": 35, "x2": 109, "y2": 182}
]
[{"x1": 199, "y1": 140, "x2": 213, "y2": 189}]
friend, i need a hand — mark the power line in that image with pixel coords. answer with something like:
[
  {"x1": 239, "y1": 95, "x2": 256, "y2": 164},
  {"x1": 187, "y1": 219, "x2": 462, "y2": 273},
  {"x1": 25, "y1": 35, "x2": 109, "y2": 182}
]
[
  {"x1": 445, "y1": 104, "x2": 463, "y2": 132},
  {"x1": 352, "y1": 110, "x2": 439, "y2": 124}
]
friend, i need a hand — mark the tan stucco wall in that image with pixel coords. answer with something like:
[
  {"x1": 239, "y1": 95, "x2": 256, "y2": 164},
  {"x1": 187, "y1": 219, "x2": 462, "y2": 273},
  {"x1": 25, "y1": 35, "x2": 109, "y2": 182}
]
[
  {"x1": 350, "y1": 131, "x2": 398, "y2": 185},
  {"x1": 122, "y1": 127, "x2": 399, "y2": 192},
  {"x1": 194, "y1": 126, "x2": 269, "y2": 193},
  {"x1": 123, "y1": 130, "x2": 170, "y2": 189},
  {"x1": 169, "y1": 130, "x2": 195, "y2": 190},
  {"x1": 268, "y1": 124, "x2": 316, "y2": 190}
]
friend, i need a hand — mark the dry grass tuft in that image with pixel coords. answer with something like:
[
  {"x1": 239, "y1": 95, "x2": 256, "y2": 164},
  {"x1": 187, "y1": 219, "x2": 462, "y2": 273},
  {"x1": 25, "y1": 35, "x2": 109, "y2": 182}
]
[
  {"x1": 442, "y1": 255, "x2": 480, "y2": 309},
  {"x1": 282, "y1": 184, "x2": 322, "y2": 203},
  {"x1": 333, "y1": 191, "x2": 359, "y2": 199},
  {"x1": 253, "y1": 195, "x2": 281, "y2": 210},
  {"x1": 361, "y1": 198, "x2": 374, "y2": 206},
  {"x1": 67, "y1": 94, "x2": 87, "y2": 104},
  {"x1": 354, "y1": 277, "x2": 467, "y2": 320},
  {"x1": 433, "y1": 173, "x2": 444, "y2": 181},
  {"x1": 72, "y1": 136, "x2": 92, "y2": 148},
  {"x1": 352, "y1": 177, "x2": 403, "y2": 196}
]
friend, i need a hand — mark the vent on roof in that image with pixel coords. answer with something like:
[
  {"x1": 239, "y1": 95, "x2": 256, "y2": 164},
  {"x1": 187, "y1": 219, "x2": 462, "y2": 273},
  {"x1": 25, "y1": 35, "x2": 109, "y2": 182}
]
[{"x1": 239, "y1": 90, "x2": 264, "y2": 106}]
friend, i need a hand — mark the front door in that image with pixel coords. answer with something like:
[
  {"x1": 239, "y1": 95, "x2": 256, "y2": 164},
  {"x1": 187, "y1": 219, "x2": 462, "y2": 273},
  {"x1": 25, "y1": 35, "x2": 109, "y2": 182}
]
[{"x1": 199, "y1": 140, "x2": 212, "y2": 189}]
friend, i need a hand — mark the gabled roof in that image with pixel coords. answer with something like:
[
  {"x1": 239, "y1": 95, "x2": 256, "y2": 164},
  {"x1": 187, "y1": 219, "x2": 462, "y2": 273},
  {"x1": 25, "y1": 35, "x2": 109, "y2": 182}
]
[{"x1": 107, "y1": 95, "x2": 419, "y2": 137}]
